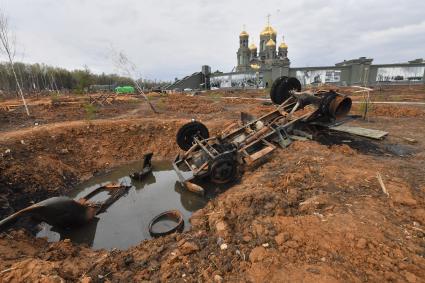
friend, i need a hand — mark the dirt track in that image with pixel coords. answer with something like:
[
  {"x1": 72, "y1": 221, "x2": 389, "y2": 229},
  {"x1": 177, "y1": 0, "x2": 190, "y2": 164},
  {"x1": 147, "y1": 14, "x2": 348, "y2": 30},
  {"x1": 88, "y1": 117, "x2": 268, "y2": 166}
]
[{"x1": 0, "y1": 86, "x2": 425, "y2": 282}]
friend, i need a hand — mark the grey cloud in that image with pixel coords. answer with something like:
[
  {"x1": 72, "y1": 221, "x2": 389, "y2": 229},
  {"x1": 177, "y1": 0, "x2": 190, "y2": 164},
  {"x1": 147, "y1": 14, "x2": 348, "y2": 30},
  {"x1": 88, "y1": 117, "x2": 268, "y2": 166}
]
[{"x1": 2, "y1": 0, "x2": 424, "y2": 80}]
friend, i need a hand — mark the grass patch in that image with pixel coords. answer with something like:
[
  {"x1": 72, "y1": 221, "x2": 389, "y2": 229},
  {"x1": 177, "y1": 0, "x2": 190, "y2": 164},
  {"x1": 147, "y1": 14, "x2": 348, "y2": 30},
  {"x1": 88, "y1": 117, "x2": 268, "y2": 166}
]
[
  {"x1": 208, "y1": 92, "x2": 222, "y2": 102},
  {"x1": 128, "y1": 98, "x2": 143, "y2": 104},
  {"x1": 358, "y1": 100, "x2": 375, "y2": 118},
  {"x1": 83, "y1": 103, "x2": 97, "y2": 120},
  {"x1": 50, "y1": 92, "x2": 61, "y2": 106},
  {"x1": 155, "y1": 97, "x2": 167, "y2": 110}
]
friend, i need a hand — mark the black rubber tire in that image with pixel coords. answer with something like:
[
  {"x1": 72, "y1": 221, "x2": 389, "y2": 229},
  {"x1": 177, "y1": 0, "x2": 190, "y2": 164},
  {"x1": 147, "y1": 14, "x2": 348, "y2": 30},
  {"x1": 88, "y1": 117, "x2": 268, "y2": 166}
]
[
  {"x1": 270, "y1": 77, "x2": 302, "y2": 105},
  {"x1": 209, "y1": 154, "x2": 237, "y2": 184},
  {"x1": 270, "y1": 76, "x2": 288, "y2": 105},
  {"x1": 148, "y1": 210, "x2": 184, "y2": 237},
  {"x1": 287, "y1": 77, "x2": 302, "y2": 93},
  {"x1": 176, "y1": 121, "x2": 209, "y2": 151}
]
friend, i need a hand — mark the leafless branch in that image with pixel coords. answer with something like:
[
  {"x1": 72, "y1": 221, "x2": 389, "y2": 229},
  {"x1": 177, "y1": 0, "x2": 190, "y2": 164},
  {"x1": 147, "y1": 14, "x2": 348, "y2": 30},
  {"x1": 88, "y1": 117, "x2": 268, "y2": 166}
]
[
  {"x1": 0, "y1": 9, "x2": 30, "y2": 115},
  {"x1": 376, "y1": 173, "x2": 389, "y2": 197},
  {"x1": 110, "y1": 48, "x2": 158, "y2": 114}
]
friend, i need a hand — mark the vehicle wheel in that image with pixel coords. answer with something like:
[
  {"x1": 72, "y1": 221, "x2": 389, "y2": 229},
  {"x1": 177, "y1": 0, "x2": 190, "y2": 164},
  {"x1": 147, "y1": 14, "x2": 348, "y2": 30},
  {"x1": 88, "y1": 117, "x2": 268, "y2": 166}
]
[
  {"x1": 270, "y1": 77, "x2": 302, "y2": 105},
  {"x1": 270, "y1": 76, "x2": 288, "y2": 105},
  {"x1": 287, "y1": 77, "x2": 302, "y2": 93},
  {"x1": 176, "y1": 121, "x2": 209, "y2": 151},
  {"x1": 209, "y1": 154, "x2": 237, "y2": 184},
  {"x1": 148, "y1": 210, "x2": 184, "y2": 237}
]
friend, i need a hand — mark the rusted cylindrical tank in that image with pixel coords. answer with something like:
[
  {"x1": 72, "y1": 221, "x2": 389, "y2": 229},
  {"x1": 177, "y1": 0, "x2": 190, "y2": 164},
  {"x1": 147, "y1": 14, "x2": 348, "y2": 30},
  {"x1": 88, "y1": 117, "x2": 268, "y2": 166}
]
[{"x1": 328, "y1": 95, "x2": 352, "y2": 119}]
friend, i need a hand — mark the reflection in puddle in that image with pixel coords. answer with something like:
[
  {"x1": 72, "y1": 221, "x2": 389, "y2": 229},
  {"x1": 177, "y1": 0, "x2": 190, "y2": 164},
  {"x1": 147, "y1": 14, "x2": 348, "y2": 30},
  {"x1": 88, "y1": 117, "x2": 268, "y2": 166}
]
[{"x1": 37, "y1": 160, "x2": 208, "y2": 250}]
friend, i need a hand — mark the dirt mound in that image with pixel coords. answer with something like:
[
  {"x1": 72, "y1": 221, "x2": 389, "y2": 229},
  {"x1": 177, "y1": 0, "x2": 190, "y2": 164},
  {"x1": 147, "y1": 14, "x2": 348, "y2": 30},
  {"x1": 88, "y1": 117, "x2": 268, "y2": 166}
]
[
  {"x1": 206, "y1": 89, "x2": 267, "y2": 98},
  {"x1": 371, "y1": 105, "x2": 425, "y2": 118},
  {"x1": 351, "y1": 104, "x2": 425, "y2": 118},
  {"x1": 0, "y1": 95, "x2": 145, "y2": 131},
  {"x1": 346, "y1": 85, "x2": 425, "y2": 102},
  {"x1": 157, "y1": 94, "x2": 225, "y2": 114}
]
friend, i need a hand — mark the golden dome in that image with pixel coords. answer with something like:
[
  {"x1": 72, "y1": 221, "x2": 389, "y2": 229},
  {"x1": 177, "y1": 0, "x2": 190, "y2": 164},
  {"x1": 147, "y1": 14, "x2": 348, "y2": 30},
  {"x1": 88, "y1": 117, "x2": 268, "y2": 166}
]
[
  {"x1": 266, "y1": 38, "x2": 276, "y2": 47},
  {"x1": 260, "y1": 25, "x2": 277, "y2": 37},
  {"x1": 279, "y1": 42, "x2": 288, "y2": 49},
  {"x1": 249, "y1": 43, "x2": 257, "y2": 50},
  {"x1": 240, "y1": 30, "x2": 249, "y2": 37}
]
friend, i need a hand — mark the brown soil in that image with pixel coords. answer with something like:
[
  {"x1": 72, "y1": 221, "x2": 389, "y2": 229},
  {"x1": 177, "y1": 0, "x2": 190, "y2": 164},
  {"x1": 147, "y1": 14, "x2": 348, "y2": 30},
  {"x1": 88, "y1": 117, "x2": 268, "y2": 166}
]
[
  {"x1": 0, "y1": 89, "x2": 424, "y2": 282},
  {"x1": 369, "y1": 105, "x2": 424, "y2": 118},
  {"x1": 330, "y1": 84, "x2": 425, "y2": 102},
  {"x1": 350, "y1": 104, "x2": 425, "y2": 118}
]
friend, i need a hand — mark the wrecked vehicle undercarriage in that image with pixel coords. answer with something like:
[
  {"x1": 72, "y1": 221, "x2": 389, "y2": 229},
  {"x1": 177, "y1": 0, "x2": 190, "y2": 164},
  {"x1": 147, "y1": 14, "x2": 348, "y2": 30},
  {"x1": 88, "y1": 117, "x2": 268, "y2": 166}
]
[{"x1": 173, "y1": 76, "x2": 367, "y2": 194}]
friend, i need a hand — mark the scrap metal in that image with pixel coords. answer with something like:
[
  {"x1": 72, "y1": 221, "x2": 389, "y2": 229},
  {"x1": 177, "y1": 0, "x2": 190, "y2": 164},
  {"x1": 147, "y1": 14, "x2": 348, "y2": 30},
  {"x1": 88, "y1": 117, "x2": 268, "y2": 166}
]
[
  {"x1": 173, "y1": 76, "x2": 365, "y2": 193},
  {"x1": 0, "y1": 183, "x2": 130, "y2": 231},
  {"x1": 148, "y1": 209, "x2": 184, "y2": 237},
  {"x1": 130, "y1": 152, "x2": 153, "y2": 180}
]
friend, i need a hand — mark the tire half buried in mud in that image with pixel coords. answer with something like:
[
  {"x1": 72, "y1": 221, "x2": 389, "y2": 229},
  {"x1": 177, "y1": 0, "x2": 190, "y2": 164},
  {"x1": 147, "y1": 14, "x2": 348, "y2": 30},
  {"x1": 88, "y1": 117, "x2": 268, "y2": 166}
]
[{"x1": 148, "y1": 210, "x2": 184, "y2": 237}]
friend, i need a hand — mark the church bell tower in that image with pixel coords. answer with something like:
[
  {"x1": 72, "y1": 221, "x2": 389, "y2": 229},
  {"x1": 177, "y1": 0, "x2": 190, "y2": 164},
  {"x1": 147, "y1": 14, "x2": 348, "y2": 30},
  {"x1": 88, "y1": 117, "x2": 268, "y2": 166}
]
[{"x1": 236, "y1": 27, "x2": 250, "y2": 72}]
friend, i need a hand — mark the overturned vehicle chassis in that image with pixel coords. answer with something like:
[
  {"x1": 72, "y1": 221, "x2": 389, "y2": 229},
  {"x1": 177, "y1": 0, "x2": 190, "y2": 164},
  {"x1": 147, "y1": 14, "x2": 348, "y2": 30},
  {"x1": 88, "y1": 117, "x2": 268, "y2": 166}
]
[{"x1": 173, "y1": 77, "x2": 353, "y2": 192}]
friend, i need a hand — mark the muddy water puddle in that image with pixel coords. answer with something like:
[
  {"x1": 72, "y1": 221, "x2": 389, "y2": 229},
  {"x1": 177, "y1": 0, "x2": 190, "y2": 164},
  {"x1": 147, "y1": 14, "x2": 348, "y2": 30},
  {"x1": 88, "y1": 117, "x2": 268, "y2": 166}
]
[{"x1": 37, "y1": 160, "x2": 208, "y2": 250}]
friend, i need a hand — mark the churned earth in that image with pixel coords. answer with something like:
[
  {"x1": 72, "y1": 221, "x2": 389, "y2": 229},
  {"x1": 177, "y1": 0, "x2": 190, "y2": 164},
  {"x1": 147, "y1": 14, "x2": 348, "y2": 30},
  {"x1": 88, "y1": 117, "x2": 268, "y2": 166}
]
[{"x1": 0, "y1": 86, "x2": 424, "y2": 282}]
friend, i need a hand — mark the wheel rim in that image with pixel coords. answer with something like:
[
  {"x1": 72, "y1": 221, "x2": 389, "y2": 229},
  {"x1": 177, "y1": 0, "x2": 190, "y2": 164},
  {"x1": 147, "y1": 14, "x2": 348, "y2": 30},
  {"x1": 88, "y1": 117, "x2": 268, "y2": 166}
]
[
  {"x1": 270, "y1": 77, "x2": 302, "y2": 105},
  {"x1": 183, "y1": 128, "x2": 202, "y2": 145},
  {"x1": 210, "y1": 158, "x2": 236, "y2": 184},
  {"x1": 176, "y1": 121, "x2": 209, "y2": 151}
]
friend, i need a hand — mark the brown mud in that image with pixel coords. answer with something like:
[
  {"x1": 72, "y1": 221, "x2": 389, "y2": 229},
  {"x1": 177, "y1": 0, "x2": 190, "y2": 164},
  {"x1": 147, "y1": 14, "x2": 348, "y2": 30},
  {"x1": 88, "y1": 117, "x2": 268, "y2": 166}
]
[{"x1": 0, "y1": 87, "x2": 424, "y2": 282}]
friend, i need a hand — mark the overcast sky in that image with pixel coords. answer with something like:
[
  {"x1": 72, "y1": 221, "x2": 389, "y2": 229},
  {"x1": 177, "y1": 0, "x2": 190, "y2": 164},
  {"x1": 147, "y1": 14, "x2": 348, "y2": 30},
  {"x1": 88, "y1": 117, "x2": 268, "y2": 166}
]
[{"x1": 2, "y1": 0, "x2": 424, "y2": 80}]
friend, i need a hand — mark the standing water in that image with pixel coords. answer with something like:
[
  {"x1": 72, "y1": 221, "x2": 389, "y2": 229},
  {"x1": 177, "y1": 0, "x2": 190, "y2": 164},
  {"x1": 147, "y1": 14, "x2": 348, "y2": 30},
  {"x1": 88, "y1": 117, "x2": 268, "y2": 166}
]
[{"x1": 36, "y1": 160, "x2": 208, "y2": 250}]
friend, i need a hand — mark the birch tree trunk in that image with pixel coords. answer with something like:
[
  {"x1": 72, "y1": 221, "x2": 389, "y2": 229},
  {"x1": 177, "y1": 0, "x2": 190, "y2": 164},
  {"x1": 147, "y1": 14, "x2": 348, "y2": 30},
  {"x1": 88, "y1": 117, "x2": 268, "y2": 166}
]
[
  {"x1": 0, "y1": 10, "x2": 30, "y2": 115},
  {"x1": 9, "y1": 59, "x2": 29, "y2": 115}
]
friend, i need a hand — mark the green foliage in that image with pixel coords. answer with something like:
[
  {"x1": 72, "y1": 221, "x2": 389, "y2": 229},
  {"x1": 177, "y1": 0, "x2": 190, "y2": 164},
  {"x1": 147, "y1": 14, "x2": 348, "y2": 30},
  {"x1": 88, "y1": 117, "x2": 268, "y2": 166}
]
[
  {"x1": 359, "y1": 100, "x2": 374, "y2": 118},
  {"x1": 0, "y1": 62, "x2": 139, "y2": 95},
  {"x1": 208, "y1": 92, "x2": 222, "y2": 102},
  {"x1": 73, "y1": 68, "x2": 93, "y2": 93},
  {"x1": 156, "y1": 97, "x2": 167, "y2": 109},
  {"x1": 50, "y1": 92, "x2": 61, "y2": 106},
  {"x1": 73, "y1": 88, "x2": 85, "y2": 95},
  {"x1": 128, "y1": 98, "x2": 142, "y2": 104},
  {"x1": 83, "y1": 103, "x2": 97, "y2": 120},
  {"x1": 390, "y1": 95, "x2": 405, "y2": 102}
]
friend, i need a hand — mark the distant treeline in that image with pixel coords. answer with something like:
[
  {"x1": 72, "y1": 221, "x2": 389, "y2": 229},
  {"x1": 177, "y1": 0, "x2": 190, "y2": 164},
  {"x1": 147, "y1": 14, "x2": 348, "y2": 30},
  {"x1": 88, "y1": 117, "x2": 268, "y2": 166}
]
[{"x1": 0, "y1": 62, "x2": 170, "y2": 96}]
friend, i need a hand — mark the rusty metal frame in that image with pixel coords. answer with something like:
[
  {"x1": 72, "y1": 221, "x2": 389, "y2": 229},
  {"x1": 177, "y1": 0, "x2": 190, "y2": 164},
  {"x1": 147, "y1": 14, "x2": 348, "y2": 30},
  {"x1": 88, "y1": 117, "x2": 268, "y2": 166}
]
[
  {"x1": 173, "y1": 87, "x2": 353, "y2": 187},
  {"x1": 78, "y1": 183, "x2": 131, "y2": 215}
]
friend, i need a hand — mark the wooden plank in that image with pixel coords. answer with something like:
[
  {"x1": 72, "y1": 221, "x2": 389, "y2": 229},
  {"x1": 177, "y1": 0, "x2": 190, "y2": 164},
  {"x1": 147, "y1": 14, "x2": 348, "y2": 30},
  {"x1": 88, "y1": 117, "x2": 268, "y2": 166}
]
[
  {"x1": 330, "y1": 125, "x2": 388, "y2": 140},
  {"x1": 245, "y1": 144, "x2": 276, "y2": 165}
]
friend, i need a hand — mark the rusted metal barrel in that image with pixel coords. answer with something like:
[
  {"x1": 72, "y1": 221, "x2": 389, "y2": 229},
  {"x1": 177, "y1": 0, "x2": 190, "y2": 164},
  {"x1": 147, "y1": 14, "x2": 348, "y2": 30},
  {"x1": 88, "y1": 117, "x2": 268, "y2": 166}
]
[
  {"x1": 328, "y1": 95, "x2": 352, "y2": 119},
  {"x1": 292, "y1": 90, "x2": 352, "y2": 120}
]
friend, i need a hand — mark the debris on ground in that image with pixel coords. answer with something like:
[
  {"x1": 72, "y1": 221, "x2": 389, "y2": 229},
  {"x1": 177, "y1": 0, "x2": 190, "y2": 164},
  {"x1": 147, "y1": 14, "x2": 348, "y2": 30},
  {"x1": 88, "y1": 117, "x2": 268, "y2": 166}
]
[
  {"x1": 173, "y1": 77, "x2": 387, "y2": 194},
  {"x1": 129, "y1": 152, "x2": 153, "y2": 180},
  {"x1": 0, "y1": 84, "x2": 424, "y2": 282},
  {"x1": 0, "y1": 183, "x2": 130, "y2": 232}
]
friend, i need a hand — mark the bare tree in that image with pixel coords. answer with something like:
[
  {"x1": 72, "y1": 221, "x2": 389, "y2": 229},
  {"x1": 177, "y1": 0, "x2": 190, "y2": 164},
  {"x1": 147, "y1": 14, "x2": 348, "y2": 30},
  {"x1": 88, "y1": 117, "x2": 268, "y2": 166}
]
[
  {"x1": 111, "y1": 49, "x2": 158, "y2": 114},
  {"x1": 0, "y1": 9, "x2": 30, "y2": 115}
]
